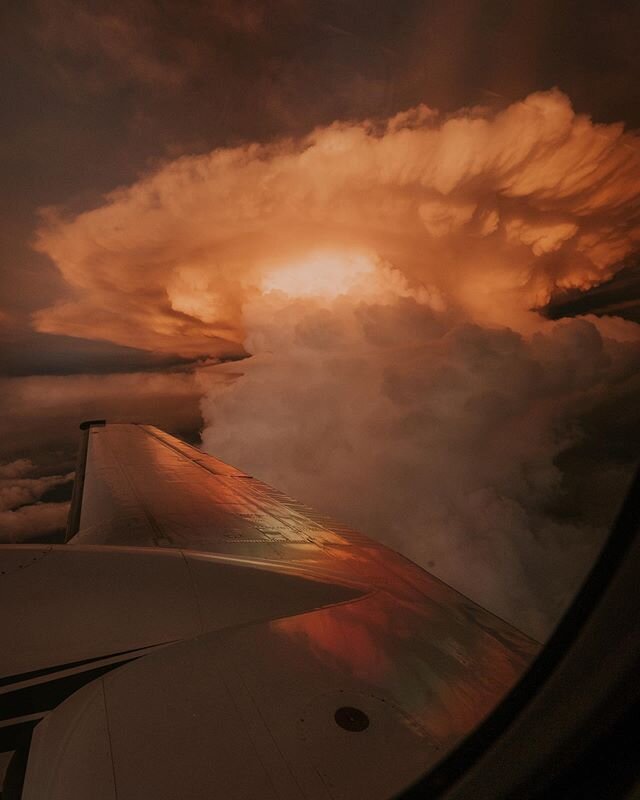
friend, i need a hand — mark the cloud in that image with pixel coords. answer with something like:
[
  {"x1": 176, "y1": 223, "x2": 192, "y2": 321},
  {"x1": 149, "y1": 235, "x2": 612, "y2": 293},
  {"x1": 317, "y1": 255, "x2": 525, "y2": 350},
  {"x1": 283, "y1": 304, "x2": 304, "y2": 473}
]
[
  {"x1": 0, "y1": 366, "x2": 236, "y2": 540},
  {"x1": 0, "y1": 367, "x2": 231, "y2": 465},
  {"x1": 0, "y1": 470, "x2": 74, "y2": 512},
  {"x1": 545, "y1": 263, "x2": 640, "y2": 325},
  {"x1": 0, "y1": 327, "x2": 243, "y2": 378},
  {"x1": 0, "y1": 456, "x2": 73, "y2": 542},
  {"x1": 0, "y1": 458, "x2": 35, "y2": 480},
  {"x1": 29, "y1": 90, "x2": 640, "y2": 639},
  {"x1": 202, "y1": 295, "x2": 639, "y2": 640},
  {"x1": 0, "y1": 501, "x2": 70, "y2": 543},
  {"x1": 34, "y1": 90, "x2": 640, "y2": 355},
  {"x1": 34, "y1": 0, "x2": 195, "y2": 94}
]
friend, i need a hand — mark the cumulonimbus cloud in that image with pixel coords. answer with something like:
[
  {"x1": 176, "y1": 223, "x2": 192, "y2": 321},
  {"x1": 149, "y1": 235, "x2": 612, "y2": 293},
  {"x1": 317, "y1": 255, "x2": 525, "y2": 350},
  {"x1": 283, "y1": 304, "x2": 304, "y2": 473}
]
[
  {"x1": 31, "y1": 90, "x2": 640, "y2": 638},
  {"x1": 201, "y1": 294, "x2": 639, "y2": 639}
]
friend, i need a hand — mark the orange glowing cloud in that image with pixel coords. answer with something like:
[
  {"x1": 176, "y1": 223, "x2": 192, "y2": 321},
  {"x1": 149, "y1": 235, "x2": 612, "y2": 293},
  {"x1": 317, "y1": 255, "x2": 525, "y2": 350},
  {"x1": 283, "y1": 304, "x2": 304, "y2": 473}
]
[{"x1": 33, "y1": 89, "x2": 640, "y2": 355}]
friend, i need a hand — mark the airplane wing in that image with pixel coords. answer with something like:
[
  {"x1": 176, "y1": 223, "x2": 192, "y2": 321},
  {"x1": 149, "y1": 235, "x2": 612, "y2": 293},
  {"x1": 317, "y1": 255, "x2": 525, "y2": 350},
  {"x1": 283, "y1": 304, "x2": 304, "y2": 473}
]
[{"x1": 1, "y1": 422, "x2": 538, "y2": 800}]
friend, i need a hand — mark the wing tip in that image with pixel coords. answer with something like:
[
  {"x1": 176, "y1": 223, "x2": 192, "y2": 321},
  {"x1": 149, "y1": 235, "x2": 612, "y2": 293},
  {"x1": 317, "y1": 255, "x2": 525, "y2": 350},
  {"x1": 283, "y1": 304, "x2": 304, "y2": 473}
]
[{"x1": 79, "y1": 419, "x2": 107, "y2": 431}]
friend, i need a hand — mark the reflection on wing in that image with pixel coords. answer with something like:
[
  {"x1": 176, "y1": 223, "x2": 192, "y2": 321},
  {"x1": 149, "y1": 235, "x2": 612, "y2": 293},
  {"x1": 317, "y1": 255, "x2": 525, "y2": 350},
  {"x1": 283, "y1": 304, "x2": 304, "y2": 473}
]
[
  {"x1": 71, "y1": 422, "x2": 362, "y2": 553},
  {"x1": 5, "y1": 422, "x2": 538, "y2": 800}
]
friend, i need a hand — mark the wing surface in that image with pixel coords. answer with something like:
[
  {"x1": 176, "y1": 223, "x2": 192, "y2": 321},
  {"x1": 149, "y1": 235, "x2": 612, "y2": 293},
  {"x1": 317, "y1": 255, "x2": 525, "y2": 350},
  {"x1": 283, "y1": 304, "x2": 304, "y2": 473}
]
[
  {"x1": 7, "y1": 421, "x2": 539, "y2": 800},
  {"x1": 69, "y1": 422, "x2": 351, "y2": 554}
]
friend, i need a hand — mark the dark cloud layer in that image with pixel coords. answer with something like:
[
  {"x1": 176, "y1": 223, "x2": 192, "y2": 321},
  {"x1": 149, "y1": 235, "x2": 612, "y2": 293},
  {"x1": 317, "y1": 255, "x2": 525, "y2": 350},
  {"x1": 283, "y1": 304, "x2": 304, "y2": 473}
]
[
  {"x1": 0, "y1": 328, "x2": 214, "y2": 377},
  {"x1": 0, "y1": 367, "x2": 230, "y2": 465},
  {"x1": 545, "y1": 261, "x2": 640, "y2": 323}
]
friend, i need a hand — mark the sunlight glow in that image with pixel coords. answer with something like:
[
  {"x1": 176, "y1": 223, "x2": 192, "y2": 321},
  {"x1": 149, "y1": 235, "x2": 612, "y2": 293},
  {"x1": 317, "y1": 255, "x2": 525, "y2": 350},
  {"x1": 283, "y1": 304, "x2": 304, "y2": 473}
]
[{"x1": 262, "y1": 251, "x2": 376, "y2": 299}]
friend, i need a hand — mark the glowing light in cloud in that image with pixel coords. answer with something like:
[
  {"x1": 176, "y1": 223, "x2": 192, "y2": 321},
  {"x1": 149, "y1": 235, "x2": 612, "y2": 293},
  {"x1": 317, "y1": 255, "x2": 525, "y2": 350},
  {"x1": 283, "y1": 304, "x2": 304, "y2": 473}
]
[
  {"x1": 261, "y1": 250, "x2": 444, "y2": 313},
  {"x1": 262, "y1": 251, "x2": 376, "y2": 299}
]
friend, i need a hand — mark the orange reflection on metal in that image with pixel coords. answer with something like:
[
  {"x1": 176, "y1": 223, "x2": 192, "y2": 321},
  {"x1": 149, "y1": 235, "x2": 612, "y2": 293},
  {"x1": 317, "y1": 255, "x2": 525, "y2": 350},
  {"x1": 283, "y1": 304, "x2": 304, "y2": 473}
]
[
  {"x1": 75, "y1": 422, "x2": 540, "y2": 758},
  {"x1": 272, "y1": 587, "x2": 535, "y2": 748}
]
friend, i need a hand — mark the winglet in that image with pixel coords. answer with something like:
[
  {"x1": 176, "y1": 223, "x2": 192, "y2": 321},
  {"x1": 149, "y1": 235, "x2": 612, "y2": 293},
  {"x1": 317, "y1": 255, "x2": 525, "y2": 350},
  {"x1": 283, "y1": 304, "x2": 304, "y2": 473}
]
[
  {"x1": 66, "y1": 422, "x2": 106, "y2": 540},
  {"x1": 79, "y1": 419, "x2": 106, "y2": 430}
]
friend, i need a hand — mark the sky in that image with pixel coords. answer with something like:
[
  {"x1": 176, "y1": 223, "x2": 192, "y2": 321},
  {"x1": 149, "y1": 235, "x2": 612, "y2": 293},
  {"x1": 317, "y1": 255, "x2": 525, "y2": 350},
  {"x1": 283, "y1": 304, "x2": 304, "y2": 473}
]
[{"x1": 1, "y1": 0, "x2": 639, "y2": 640}]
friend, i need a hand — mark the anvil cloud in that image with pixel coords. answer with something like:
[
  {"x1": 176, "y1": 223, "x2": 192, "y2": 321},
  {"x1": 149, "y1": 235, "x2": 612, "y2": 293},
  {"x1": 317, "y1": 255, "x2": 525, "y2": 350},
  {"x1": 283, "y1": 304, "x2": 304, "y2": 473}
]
[{"x1": 35, "y1": 90, "x2": 640, "y2": 351}]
